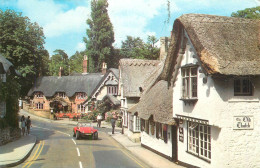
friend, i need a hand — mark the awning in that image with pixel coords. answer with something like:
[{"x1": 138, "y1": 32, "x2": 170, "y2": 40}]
[{"x1": 176, "y1": 115, "x2": 209, "y2": 125}]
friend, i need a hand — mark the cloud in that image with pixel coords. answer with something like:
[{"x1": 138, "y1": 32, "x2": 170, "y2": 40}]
[
  {"x1": 44, "y1": 7, "x2": 89, "y2": 37},
  {"x1": 107, "y1": 0, "x2": 180, "y2": 46},
  {"x1": 17, "y1": 0, "x2": 90, "y2": 38},
  {"x1": 76, "y1": 42, "x2": 86, "y2": 52}
]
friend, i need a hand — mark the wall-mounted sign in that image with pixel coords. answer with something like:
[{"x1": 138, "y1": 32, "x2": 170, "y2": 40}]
[
  {"x1": 179, "y1": 119, "x2": 184, "y2": 142},
  {"x1": 233, "y1": 116, "x2": 253, "y2": 130}
]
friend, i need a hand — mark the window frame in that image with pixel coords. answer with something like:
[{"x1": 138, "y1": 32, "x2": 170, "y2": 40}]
[
  {"x1": 187, "y1": 121, "x2": 211, "y2": 161},
  {"x1": 181, "y1": 66, "x2": 198, "y2": 99},
  {"x1": 76, "y1": 92, "x2": 86, "y2": 99},
  {"x1": 107, "y1": 85, "x2": 118, "y2": 95},
  {"x1": 35, "y1": 92, "x2": 44, "y2": 98},
  {"x1": 35, "y1": 102, "x2": 44, "y2": 109},
  {"x1": 234, "y1": 78, "x2": 253, "y2": 96}
]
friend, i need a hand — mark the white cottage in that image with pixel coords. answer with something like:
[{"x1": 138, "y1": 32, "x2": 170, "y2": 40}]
[
  {"x1": 119, "y1": 59, "x2": 160, "y2": 142},
  {"x1": 82, "y1": 66, "x2": 120, "y2": 112},
  {"x1": 163, "y1": 14, "x2": 260, "y2": 167}
]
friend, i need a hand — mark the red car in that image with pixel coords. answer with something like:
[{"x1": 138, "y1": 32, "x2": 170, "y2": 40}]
[{"x1": 73, "y1": 122, "x2": 98, "y2": 140}]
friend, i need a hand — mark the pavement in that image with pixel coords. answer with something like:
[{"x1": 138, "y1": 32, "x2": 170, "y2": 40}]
[{"x1": 0, "y1": 109, "x2": 183, "y2": 168}]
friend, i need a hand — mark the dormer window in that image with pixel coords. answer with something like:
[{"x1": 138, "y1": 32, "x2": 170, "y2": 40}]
[
  {"x1": 57, "y1": 92, "x2": 66, "y2": 98},
  {"x1": 234, "y1": 78, "x2": 253, "y2": 96},
  {"x1": 181, "y1": 66, "x2": 198, "y2": 99},
  {"x1": 77, "y1": 92, "x2": 86, "y2": 99},
  {"x1": 35, "y1": 92, "x2": 44, "y2": 98}
]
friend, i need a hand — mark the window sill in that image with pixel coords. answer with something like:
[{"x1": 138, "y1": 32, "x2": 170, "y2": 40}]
[
  {"x1": 186, "y1": 151, "x2": 211, "y2": 163},
  {"x1": 180, "y1": 98, "x2": 198, "y2": 105}
]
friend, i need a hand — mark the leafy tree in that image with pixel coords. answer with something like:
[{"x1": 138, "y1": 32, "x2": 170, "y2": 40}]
[
  {"x1": 49, "y1": 49, "x2": 69, "y2": 76},
  {"x1": 69, "y1": 51, "x2": 85, "y2": 74},
  {"x1": 231, "y1": 6, "x2": 260, "y2": 19},
  {"x1": 0, "y1": 9, "x2": 49, "y2": 96},
  {"x1": 120, "y1": 35, "x2": 159, "y2": 60},
  {"x1": 84, "y1": 0, "x2": 115, "y2": 72}
]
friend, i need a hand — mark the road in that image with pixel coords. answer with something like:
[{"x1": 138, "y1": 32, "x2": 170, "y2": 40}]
[{"x1": 16, "y1": 112, "x2": 149, "y2": 168}]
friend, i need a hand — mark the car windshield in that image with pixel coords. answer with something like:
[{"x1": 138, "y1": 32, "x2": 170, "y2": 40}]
[{"x1": 78, "y1": 123, "x2": 91, "y2": 127}]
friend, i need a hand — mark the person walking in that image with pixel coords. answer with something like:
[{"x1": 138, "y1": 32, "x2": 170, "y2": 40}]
[
  {"x1": 21, "y1": 115, "x2": 26, "y2": 136},
  {"x1": 26, "y1": 116, "x2": 32, "y2": 135},
  {"x1": 97, "y1": 113, "x2": 102, "y2": 127},
  {"x1": 111, "y1": 117, "x2": 116, "y2": 134}
]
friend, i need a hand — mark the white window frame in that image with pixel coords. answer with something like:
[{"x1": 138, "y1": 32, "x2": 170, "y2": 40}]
[
  {"x1": 234, "y1": 78, "x2": 253, "y2": 96},
  {"x1": 36, "y1": 92, "x2": 44, "y2": 98},
  {"x1": 134, "y1": 115, "x2": 141, "y2": 132},
  {"x1": 36, "y1": 102, "x2": 43, "y2": 109},
  {"x1": 57, "y1": 92, "x2": 66, "y2": 98},
  {"x1": 181, "y1": 67, "x2": 198, "y2": 99},
  {"x1": 77, "y1": 104, "x2": 85, "y2": 113},
  {"x1": 77, "y1": 93, "x2": 86, "y2": 99},
  {"x1": 188, "y1": 121, "x2": 211, "y2": 161},
  {"x1": 107, "y1": 86, "x2": 118, "y2": 95}
]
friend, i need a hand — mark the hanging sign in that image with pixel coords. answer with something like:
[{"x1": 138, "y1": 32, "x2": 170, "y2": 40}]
[
  {"x1": 179, "y1": 119, "x2": 184, "y2": 142},
  {"x1": 233, "y1": 116, "x2": 253, "y2": 130}
]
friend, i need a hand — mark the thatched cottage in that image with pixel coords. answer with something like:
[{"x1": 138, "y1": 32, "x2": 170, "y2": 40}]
[{"x1": 165, "y1": 14, "x2": 259, "y2": 167}]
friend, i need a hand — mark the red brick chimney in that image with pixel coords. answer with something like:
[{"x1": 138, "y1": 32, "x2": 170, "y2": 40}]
[
  {"x1": 83, "y1": 55, "x2": 88, "y2": 74},
  {"x1": 59, "y1": 67, "x2": 63, "y2": 77},
  {"x1": 102, "y1": 62, "x2": 107, "y2": 75}
]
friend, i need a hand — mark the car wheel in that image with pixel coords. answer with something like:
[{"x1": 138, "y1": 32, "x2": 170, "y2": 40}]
[
  {"x1": 76, "y1": 131, "x2": 80, "y2": 140},
  {"x1": 94, "y1": 132, "x2": 98, "y2": 140}
]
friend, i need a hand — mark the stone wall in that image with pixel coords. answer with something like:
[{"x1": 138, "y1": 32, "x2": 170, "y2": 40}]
[{"x1": 0, "y1": 127, "x2": 21, "y2": 146}]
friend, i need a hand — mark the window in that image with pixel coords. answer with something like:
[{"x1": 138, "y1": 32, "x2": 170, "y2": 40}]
[
  {"x1": 188, "y1": 122, "x2": 211, "y2": 161},
  {"x1": 77, "y1": 104, "x2": 85, "y2": 113},
  {"x1": 156, "y1": 123, "x2": 163, "y2": 139},
  {"x1": 145, "y1": 120, "x2": 149, "y2": 134},
  {"x1": 0, "y1": 101, "x2": 6, "y2": 117},
  {"x1": 107, "y1": 86, "x2": 118, "y2": 95},
  {"x1": 135, "y1": 115, "x2": 140, "y2": 132},
  {"x1": 181, "y1": 67, "x2": 197, "y2": 99},
  {"x1": 129, "y1": 115, "x2": 133, "y2": 131},
  {"x1": 57, "y1": 92, "x2": 66, "y2": 98},
  {"x1": 35, "y1": 92, "x2": 44, "y2": 98},
  {"x1": 77, "y1": 93, "x2": 86, "y2": 99},
  {"x1": 35, "y1": 102, "x2": 43, "y2": 109},
  {"x1": 234, "y1": 78, "x2": 252, "y2": 96}
]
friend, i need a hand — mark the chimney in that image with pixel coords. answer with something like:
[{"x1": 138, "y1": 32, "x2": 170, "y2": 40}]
[
  {"x1": 102, "y1": 62, "x2": 107, "y2": 75},
  {"x1": 159, "y1": 37, "x2": 169, "y2": 61},
  {"x1": 82, "y1": 55, "x2": 88, "y2": 74},
  {"x1": 59, "y1": 67, "x2": 63, "y2": 77}
]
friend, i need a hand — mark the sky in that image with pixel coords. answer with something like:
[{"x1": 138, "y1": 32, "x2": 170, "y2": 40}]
[{"x1": 0, "y1": 0, "x2": 259, "y2": 57}]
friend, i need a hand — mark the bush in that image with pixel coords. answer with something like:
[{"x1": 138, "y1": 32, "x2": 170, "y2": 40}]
[{"x1": 0, "y1": 118, "x2": 8, "y2": 129}]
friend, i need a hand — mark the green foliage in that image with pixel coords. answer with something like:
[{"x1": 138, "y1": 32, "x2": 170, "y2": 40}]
[
  {"x1": 69, "y1": 51, "x2": 84, "y2": 74},
  {"x1": 0, "y1": 9, "x2": 49, "y2": 96},
  {"x1": 231, "y1": 6, "x2": 260, "y2": 19},
  {"x1": 0, "y1": 75, "x2": 20, "y2": 128},
  {"x1": 49, "y1": 49, "x2": 69, "y2": 76},
  {"x1": 84, "y1": 0, "x2": 115, "y2": 72},
  {"x1": 120, "y1": 35, "x2": 159, "y2": 60}
]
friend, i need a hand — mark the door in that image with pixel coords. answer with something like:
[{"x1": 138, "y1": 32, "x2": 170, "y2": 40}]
[{"x1": 172, "y1": 125, "x2": 178, "y2": 162}]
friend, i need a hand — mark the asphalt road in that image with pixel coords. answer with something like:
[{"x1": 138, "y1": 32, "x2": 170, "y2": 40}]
[{"x1": 16, "y1": 113, "x2": 149, "y2": 168}]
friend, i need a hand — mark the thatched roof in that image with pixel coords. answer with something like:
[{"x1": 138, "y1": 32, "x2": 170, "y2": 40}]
[
  {"x1": 27, "y1": 74, "x2": 103, "y2": 97},
  {"x1": 137, "y1": 80, "x2": 175, "y2": 125},
  {"x1": 161, "y1": 14, "x2": 260, "y2": 80},
  {"x1": 119, "y1": 59, "x2": 160, "y2": 97}
]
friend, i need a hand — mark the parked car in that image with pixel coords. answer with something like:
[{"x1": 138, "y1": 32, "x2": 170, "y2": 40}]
[{"x1": 73, "y1": 122, "x2": 98, "y2": 140}]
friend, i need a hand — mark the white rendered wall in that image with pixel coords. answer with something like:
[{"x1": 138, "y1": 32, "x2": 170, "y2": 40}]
[
  {"x1": 173, "y1": 35, "x2": 260, "y2": 167},
  {"x1": 96, "y1": 85, "x2": 108, "y2": 101},
  {"x1": 141, "y1": 125, "x2": 172, "y2": 157}
]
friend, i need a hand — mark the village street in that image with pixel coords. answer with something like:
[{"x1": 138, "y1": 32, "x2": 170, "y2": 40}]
[{"x1": 16, "y1": 110, "x2": 149, "y2": 168}]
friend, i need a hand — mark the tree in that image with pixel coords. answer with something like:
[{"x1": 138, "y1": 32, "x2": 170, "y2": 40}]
[
  {"x1": 49, "y1": 49, "x2": 69, "y2": 76},
  {"x1": 0, "y1": 9, "x2": 49, "y2": 96},
  {"x1": 120, "y1": 35, "x2": 159, "y2": 60},
  {"x1": 69, "y1": 51, "x2": 85, "y2": 74},
  {"x1": 231, "y1": 6, "x2": 260, "y2": 19},
  {"x1": 84, "y1": 0, "x2": 115, "y2": 72}
]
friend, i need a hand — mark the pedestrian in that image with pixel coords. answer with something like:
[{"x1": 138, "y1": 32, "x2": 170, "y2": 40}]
[
  {"x1": 97, "y1": 113, "x2": 102, "y2": 127},
  {"x1": 21, "y1": 115, "x2": 26, "y2": 136},
  {"x1": 111, "y1": 117, "x2": 116, "y2": 134},
  {"x1": 26, "y1": 116, "x2": 32, "y2": 135}
]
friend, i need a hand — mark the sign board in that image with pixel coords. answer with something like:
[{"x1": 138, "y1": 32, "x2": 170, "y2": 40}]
[
  {"x1": 233, "y1": 116, "x2": 253, "y2": 130},
  {"x1": 179, "y1": 119, "x2": 184, "y2": 142}
]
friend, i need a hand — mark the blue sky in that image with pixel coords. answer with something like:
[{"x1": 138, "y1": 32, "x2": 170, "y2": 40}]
[{"x1": 0, "y1": 0, "x2": 259, "y2": 57}]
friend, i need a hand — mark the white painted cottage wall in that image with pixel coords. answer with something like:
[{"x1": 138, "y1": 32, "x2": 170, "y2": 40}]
[
  {"x1": 96, "y1": 85, "x2": 108, "y2": 101},
  {"x1": 173, "y1": 35, "x2": 260, "y2": 167},
  {"x1": 141, "y1": 125, "x2": 172, "y2": 157}
]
